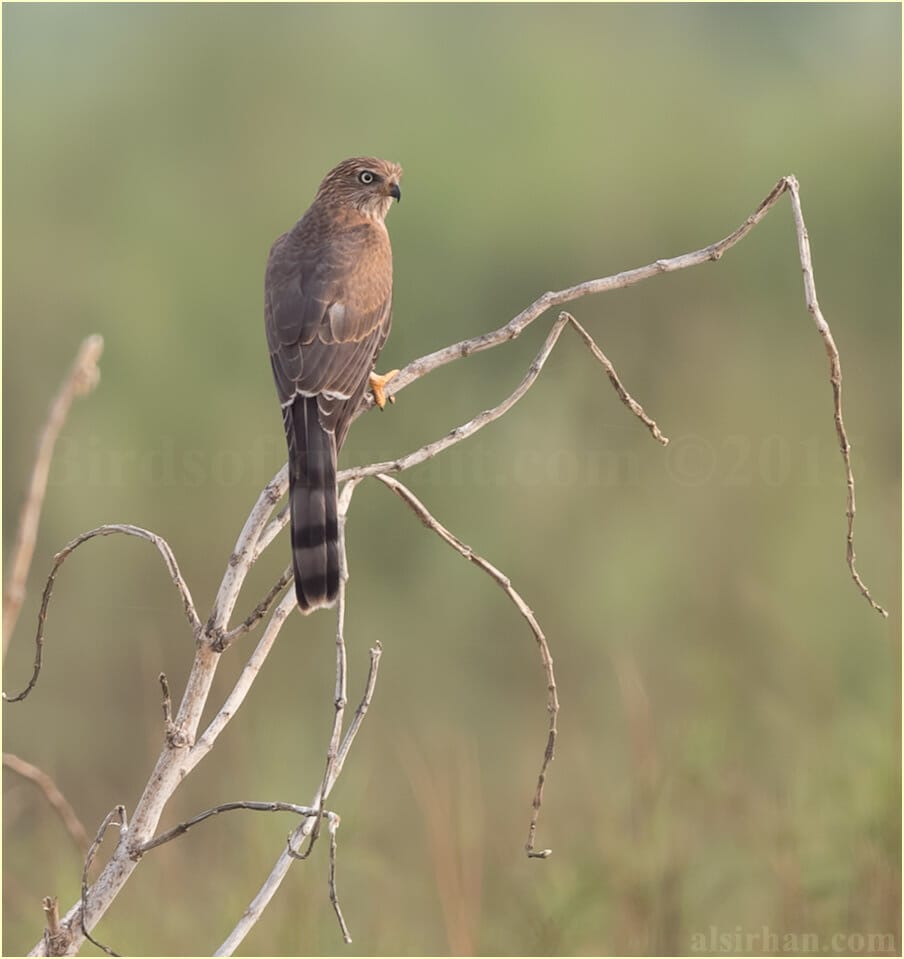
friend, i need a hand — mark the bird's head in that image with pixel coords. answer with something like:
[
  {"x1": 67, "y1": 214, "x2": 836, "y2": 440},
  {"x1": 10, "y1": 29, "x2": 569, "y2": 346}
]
[{"x1": 316, "y1": 156, "x2": 403, "y2": 221}]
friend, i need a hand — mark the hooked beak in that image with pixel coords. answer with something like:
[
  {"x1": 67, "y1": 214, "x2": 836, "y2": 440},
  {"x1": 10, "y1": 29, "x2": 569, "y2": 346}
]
[{"x1": 388, "y1": 181, "x2": 401, "y2": 203}]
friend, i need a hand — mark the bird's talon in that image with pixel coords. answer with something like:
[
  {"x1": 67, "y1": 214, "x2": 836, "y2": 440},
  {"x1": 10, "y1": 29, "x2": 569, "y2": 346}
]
[{"x1": 369, "y1": 369, "x2": 399, "y2": 410}]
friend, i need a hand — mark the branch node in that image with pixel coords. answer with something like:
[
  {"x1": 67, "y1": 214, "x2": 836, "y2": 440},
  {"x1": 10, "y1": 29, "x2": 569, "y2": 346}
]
[
  {"x1": 42, "y1": 896, "x2": 68, "y2": 956},
  {"x1": 159, "y1": 673, "x2": 190, "y2": 748},
  {"x1": 527, "y1": 848, "x2": 552, "y2": 860}
]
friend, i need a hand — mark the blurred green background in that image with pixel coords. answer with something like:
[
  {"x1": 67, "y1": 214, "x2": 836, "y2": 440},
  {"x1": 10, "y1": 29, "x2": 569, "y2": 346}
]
[{"x1": 3, "y1": 4, "x2": 900, "y2": 956}]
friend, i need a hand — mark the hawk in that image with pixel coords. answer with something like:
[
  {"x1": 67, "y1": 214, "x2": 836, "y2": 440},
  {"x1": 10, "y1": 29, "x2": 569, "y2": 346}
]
[{"x1": 265, "y1": 157, "x2": 402, "y2": 612}]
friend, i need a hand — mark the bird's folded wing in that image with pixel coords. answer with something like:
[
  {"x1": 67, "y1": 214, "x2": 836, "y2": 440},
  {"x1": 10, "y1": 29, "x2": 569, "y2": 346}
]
[{"x1": 265, "y1": 232, "x2": 392, "y2": 408}]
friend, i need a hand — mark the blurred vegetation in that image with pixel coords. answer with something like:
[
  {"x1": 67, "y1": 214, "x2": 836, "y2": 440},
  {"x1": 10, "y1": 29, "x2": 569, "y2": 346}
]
[{"x1": 2, "y1": 4, "x2": 900, "y2": 956}]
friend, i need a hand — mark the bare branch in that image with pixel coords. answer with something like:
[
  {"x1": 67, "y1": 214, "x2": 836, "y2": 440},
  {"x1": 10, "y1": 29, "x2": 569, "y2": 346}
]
[
  {"x1": 191, "y1": 590, "x2": 296, "y2": 759},
  {"x1": 3, "y1": 753, "x2": 90, "y2": 854},
  {"x1": 254, "y1": 500, "x2": 289, "y2": 563},
  {"x1": 41, "y1": 897, "x2": 66, "y2": 958},
  {"x1": 326, "y1": 814, "x2": 352, "y2": 944},
  {"x1": 784, "y1": 176, "x2": 887, "y2": 617},
  {"x1": 220, "y1": 566, "x2": 293, "y2": 646},
  {"x1": 222, "y1": 178, "x2": 885, "y2": 620},
  {"x1": 26, "y1": 590, "x2": 298, "y2": 957},
  {"x1": 347, "y1": 175, "x2": 882, "y2": 614},
  {"x1": 375, "y1": 474, "x2": 558, "y2": 858},
  {"x1": 563, "y1": 312, "x2": 669, "y2": 445},
  {"x1": 136, "y1": 801, "x2": 329, "y2": 855},
  {"x1": 157, "y1": 673, "x2": 189, "y2": 748},
  {"x1": 341, "y1": 311, "x2": 573, "y2": 483},
  {"x1": 331, "y1": 642, "x2": 383, "y2": 782},
  {"x1": 3, "y1": 525, "x2": 201, "y2": 704},
  {"x1": 357, "y1": 177, "x2": 791, "y2": 412},
  {"x1": 81, "y1": 806, "x2": 127, "y2": 958},
  {"x1": 302, "y1": 479, "x2": 361, "y2": 859},
  {"x1": 216, "y1": 642, "x2": 382, "y2": 957},
  {"x1": 207, "y1": 472, "x2": 287, "y2": 635},
  {"x1": 3, "y1": 335, "x2": 104, "y2": 657}
]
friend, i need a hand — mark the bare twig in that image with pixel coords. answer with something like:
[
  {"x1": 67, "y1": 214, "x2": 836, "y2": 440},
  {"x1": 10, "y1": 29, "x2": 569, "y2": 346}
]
[
  {"x1": 41, "y1": 897, "x2": 66, "y2": 957},
  {"x1": 81, "y1": 805, "x2": 127, "y2": 958},
  {"x1": 3, "y1": 335, "x2": 104, "y2": 656},
  {"x1": 136, "y1": 801, "x2": 330, "y2": 855},
  {"x1": 4, "y1": 525, "x2": 201, "y2": 704},
  {"x1": 3, "y1": 753, "x2": 90, "y2": 854},
  {"x1": 216, "y1": 642, "x2": 383, "y2": 957},
  {"x1": 375, "y1": 474, "x2": 558, "y2": 858},
  {"x1": 784, "y1": 176, "x2": 887, "y2": 617},
  {"x1": 326, "y1": 813, "x2": 352, "y2": 944},
  {"x1": 207, "y1": 472, "x2": 286, "y2": 635},
  {"x1": 220, "y1": 566, "x2": 293, "y2": 646},
  {"x1": 191, "y1": 589, "x2": 296, "y2": 760},
  {"x1": 564, "y1": 312, "x2": 669, "y2": 445},
  {"x1": 158, "y1": 673, "x2": 173, "y2": 729},
  {"x1": 299, "y1": 480, "x2": 361, "y2": 860},
  {"x1": 24, "y1": 546, "x2": 294, "y2": 956},
  {"x1": 157, "y1": 673, "x2": 189, "y2": 747},
  {"x1": 341, "y1": 311, "x2": 573, "y2": 484}
]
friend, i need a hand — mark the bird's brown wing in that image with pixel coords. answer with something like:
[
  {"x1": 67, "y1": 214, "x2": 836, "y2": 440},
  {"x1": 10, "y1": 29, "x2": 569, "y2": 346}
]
[
  {"x1": 264, "y1": 226, "x2": 392, "y2": 611},
  {"x1": 265, "y1": 229, "x2": 392, "y2": 443}
]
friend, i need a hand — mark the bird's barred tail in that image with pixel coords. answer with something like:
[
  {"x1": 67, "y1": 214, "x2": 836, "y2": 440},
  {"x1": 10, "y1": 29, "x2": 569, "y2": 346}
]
[{"x1": 286, "y1": 396, "x2": 340, "y2": 612}]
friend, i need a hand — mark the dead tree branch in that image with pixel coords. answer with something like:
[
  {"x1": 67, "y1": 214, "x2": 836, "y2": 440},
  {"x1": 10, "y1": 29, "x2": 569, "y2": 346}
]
[
  {"x1": 135, "y1": 801, "x2": 333, "y2": 854},
  {"x1": 41, "y1": 897, "x2": 66, "y2": 958},
  {"x1": 4, "y1": 525, "x2": 201, "y2": 704},
  {"x1": 564, "y1": 312, "x2": 669, "y2": 446},
  {"x1": 80, "y1": 805, "x2": 127, "y2": 958},
  {"x1": 2, "y1": 753, "x2": 90, "y2": 854},
  {"x1": 3, "y1": 335, "x2": 104, "y2": 656},
  {"x1": 356, "y1": 175, "x2": 884, "y2": 616},
  {"x1": 216, "y1": 641, "x2": 383, "y2": 956},
  {"x1": 10, "y1": 175, "x2": 887, "y2": 956},
  {"x1": 376, "y1": 474, "x2": 560, "y2": 857},
  {"x1": 783, "y1": 177, "x2": 887, "y2": 617}
]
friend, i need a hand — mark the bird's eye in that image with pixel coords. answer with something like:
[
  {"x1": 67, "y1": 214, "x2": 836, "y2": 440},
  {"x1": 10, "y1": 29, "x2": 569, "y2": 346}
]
[{"x1": 358, "y1": 170, "x2": 375, "y2": 184}]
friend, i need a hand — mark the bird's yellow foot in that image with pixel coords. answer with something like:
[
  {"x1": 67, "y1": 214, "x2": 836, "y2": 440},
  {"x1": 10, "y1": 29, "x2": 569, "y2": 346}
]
[{"x1": 369, "y1": 369, "x2": 399, "y2": 410}]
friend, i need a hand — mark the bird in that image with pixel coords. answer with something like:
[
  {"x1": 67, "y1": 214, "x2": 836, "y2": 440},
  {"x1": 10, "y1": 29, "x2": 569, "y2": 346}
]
[{"x1": 265, "y1": 157, "x2": 402, "y2": 613}]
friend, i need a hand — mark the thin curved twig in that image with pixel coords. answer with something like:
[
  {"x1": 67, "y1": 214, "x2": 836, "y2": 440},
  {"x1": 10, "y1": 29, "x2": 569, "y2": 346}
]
[
  {"x1": 216, "y1": 641, "x2": 382, "y2": 956},
  {"x1": 375, "y1": 474, "x2": 558, "y2": 858},
  {"x1": 4, "y1": 525, "x2": 201, "y2": 704},
  {"x1": 81, "y1": 805, "x2": 127, "y2": 958},
  {"x1": 301, "y1": 479, "x2": 362, "y2": 860},
  {"x1": 220, "y1": 566, "x2": 293, "y2": 646},
  {"x1": 564, "y1": 312, "x2": 669, "y2": 445},
  {"x1": 3, "y1": 752, "x2": 90, "y2": 853},
  {"x1": 3, "y1": 335, "x2": 104, "y2": 656},
  {"x1": 136, "y1": 801, "x2": 331, "y2": 854},
  {"x1": 784, "y1": 176, "x2": 887, "y2": 617}
]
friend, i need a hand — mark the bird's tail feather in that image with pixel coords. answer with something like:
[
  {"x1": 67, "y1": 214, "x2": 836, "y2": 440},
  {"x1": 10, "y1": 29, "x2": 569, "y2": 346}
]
[{"x1": 286, "y1": 396, "x2": 340, "y2": 612}]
